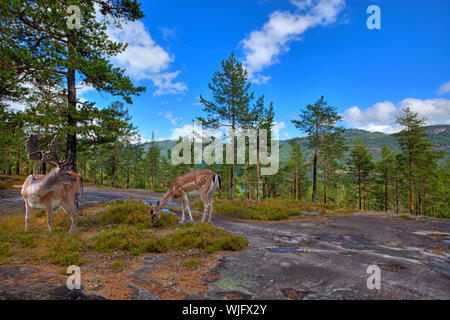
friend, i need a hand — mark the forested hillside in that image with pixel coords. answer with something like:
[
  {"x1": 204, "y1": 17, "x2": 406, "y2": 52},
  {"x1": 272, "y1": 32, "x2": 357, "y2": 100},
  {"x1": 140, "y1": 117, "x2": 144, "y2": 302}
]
[{"x1": 147, "y1": 125, "x2": 450, "y2": 164}]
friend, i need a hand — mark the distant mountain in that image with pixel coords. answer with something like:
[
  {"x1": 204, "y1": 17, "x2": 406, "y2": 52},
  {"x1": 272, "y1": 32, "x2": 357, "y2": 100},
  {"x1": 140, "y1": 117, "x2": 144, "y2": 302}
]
[{"x1": 144, "y1": 125, "x2": 450, "y2": 164}]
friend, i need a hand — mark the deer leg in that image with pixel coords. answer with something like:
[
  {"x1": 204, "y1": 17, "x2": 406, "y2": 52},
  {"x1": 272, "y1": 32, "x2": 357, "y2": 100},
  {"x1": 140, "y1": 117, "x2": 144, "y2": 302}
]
[
  {"x1": 62, "y1": 201, "x2": 78, "y2": 236},
  {"x1": 184, "y1": 193, "x2": 194, "y2": 222},
  {"x1": 46, "y1": 204, "x2": 53, "y2": 233},
  {"x1": 24, "y1": 201, "x2": 32, "y2": 232},
  {"x1": 199, "y1": 193, "x2": 210, "y2": 224},
  {"x1": 183, "y1": 194, "x2": 194, "y2": 222},
  {"x1": 208, "y1": 196, "x2": 214, "y2": 224},
  {"x1": 180, "y1": 199, "x2": 186, "y2": 224}
]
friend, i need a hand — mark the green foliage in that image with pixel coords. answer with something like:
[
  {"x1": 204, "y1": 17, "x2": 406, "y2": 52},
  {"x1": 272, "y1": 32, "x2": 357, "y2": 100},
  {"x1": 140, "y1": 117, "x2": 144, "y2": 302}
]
[
  {"x1": 153, "y1": 212, "x2": 179, "y2": 228},
  {"x1": 18, "y1": 232, "x2": 35, "y2": 248},
  {"x1": 184, "y1": 258, "x2": 200, "y2": 269},
  {"x1": 291, "y1": 96, "x2": 344, "y2": 202},
  {"x1": 110, "y1": 260, "x2": 126, "y2": 271},
  {"x1": 193, "y1": 199, "x2": 330, "y2": 221},
  {"x1": 169, "y1": 223, "x2": 248, "y2": 253},
  {"x1": 0, "y1": 243, "x2": 10, "y2": 257},
  {"x1": 93, "y1": 223, "x2": 247, "y2": 255},
  {"x1": 100, "y1": 199, "x2": 151, "y2": 226},
  {"x1": 46, "y1": 235, "x2": 86, "y2": 266}
]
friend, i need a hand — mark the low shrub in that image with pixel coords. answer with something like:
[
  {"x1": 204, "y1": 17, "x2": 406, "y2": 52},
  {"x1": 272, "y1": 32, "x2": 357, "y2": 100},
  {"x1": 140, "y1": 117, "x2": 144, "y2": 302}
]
[
  {"x1": 193, "y1": 199, "x2": 332, "y2": 221},
  {"x1": 185, "y1": 258, "x2": 200, "y2": 269},
  {"x1": 153, "y1": 212, "x2": 179, "y2": 228},
  {"x1": 99, "y1": 199, "x2": 152, "y2": 226},
  {"x1": 169, "y1": 223, "x2": 248, "y2": 253},
  {"x1": 0, "y1": 243, "x2": 10, "y2": 257},
  {"x1": 110, "y1": 260, "x2": 126, "y2": 271}
]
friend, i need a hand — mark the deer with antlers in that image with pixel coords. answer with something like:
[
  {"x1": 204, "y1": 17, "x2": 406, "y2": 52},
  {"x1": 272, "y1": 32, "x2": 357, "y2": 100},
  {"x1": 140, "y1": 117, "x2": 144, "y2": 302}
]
[
  {"x1": 21, "y1": 134, "x2": 82, "y2": 236},
  {"x1": 149, "y1": 169, "x2": 221, "y2": 225}
]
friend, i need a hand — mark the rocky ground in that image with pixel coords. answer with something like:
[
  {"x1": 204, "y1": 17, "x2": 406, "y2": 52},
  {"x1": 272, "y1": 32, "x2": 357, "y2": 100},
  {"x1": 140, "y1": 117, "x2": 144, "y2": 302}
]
[{"x1": 0, "y1": 187, "x2": 449, "y2": 300}]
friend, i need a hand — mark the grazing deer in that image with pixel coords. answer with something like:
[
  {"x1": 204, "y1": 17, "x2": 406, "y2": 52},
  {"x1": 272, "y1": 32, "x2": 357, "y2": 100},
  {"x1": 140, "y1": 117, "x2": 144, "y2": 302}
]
[
  {"x1": 21, "y1": 134, "x2": 82, "y2": 235},
  {"x1": 150, "y1": 169, "x2": 221, "y2": 224}
]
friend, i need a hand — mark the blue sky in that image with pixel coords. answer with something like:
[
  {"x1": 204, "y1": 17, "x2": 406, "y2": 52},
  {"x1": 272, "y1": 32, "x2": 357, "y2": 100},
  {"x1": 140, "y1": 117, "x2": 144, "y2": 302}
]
[{"x1": 78, "y1": 0, "x2": 450, "y2": 141}]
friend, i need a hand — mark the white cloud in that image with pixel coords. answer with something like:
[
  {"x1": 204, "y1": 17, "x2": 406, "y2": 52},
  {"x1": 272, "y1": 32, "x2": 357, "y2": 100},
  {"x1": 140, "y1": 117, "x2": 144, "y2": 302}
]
[
  {"x1": 7, "y1": 101, "x2": 27, "y2": 112},
  {"x1": 159, "y1": 27, "x2": 177, "y2": 41},
  {"x1": 241, "y1": 0, "x2": 345, "y2": 82},
  {"x1": 98, "y1": 7, "x2": 187, "y2": 96},
  {"x1": 273, "y1": 121, "x2": 286, "y2": 131},
  {"x1": 151, "y1": 71, "x2": 188, "y2": 97},
  {"x1": 158, "y1": 110, "x2": 182, "y2": 125},
  {"x1": 284, "y1": 132, "x2": 291, "y2": 138},
  {"x1": 436, "y1": 81, "x2": 450, "y2": 95},
  {"x1": 400, "y1": 98, "x2": 450, "y2": 123},
  {"x1": 77, "y1": 81, "x2": 96, "y2": 96},
  {"x1": 344, "y1": 98, "x2": 450, "y2": 133}
]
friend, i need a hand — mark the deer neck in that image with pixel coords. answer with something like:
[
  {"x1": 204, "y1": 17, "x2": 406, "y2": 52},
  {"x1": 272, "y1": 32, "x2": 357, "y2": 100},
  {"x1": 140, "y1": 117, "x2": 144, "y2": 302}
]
[
  {"x1": 158, "y1": 190, "x2": 174, "y2": 209},
  {"x1": 28, "y1": 170, "x2": 60, "y2": 197}
]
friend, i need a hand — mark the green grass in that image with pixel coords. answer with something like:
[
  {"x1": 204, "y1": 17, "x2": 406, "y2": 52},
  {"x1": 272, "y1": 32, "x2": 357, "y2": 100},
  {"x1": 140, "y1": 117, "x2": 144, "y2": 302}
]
[
  {"x1": 0, "y1": 243, "x2": 10, "y2": 257},
  {"x1": 99, "y1": 199, "x2": 151, "y2": 226},
  {"x1": 0, "y1": 199, "x2": 248, "y2": 267},
  {"x1": 0, "y1": 174, "x2": 26, "y2": 190},
  {"x1": 193, "y1": 199, "x2": 332, "y2": 221},
  {"x1": 184, "y1": 258, "x2": 200, "y2": 269},
  {"x1": 110, "y1": 260, "x2": 126, "y2": 271},
  {"x1": 93, "y1": 223, "x2": 248, "y2": 255},
  {"x1": 153, "y1": 212, "x2": 179, "y2": 228}
]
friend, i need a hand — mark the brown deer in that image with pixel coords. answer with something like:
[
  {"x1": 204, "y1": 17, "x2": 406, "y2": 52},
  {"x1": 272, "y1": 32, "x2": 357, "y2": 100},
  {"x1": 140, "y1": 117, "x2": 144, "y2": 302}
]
[
  {"x1": 149, "y1": 169, "x2": 221, "y2": 224},
  {"x1": 21, "y1": 134, "x2": 82, "y2": 235}
]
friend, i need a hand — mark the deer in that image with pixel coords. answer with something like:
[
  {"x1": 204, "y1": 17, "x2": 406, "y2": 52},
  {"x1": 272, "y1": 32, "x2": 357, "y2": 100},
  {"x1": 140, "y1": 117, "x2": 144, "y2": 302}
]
[
  {"x1": 21, "y1": 134, "x2": 82, "y2": 236},
  {"x1": 149, "y1": 169, "x2": 221, "y2": 225}
]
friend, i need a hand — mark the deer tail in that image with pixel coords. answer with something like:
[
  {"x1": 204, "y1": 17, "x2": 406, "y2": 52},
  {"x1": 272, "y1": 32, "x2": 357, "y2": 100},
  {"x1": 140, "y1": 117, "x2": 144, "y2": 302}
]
[{"x1": 214, "y1": 174, "x2": 221, "y2": 190}]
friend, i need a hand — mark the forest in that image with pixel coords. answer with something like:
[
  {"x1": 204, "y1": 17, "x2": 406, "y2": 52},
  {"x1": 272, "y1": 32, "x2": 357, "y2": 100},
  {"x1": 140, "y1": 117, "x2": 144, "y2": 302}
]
[{"x1": 0, "y1": 1, "x2": 448, "y2": 219}]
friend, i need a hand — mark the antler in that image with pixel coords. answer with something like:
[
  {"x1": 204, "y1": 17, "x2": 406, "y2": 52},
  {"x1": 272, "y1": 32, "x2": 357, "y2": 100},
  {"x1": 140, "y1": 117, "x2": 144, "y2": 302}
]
[{"x1": 25, "y1": 134, "x2": 68, "y2": 168}]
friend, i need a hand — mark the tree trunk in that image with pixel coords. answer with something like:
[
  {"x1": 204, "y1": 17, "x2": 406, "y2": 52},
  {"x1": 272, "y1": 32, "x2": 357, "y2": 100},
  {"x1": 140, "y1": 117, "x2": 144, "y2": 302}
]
[
  {"x1": 363, "y1": 175, "x2": 367, "y2": 210},
  {"x1": 395, "y1": 178, "x2": 399, "y2": 214},
  {"x1": 67, "y1": 66, "x2": 77, "y2": 172},
  {"x1": 111, "y1": 143, "x2": 117, "y2": 187},
  {"x1": 384, "y1": 172, "x2": 388, "y2": 212},
  {"x1": 8, "y1": 145, "x2": 12, "y2": 175},
  {"x1": 358, "y1": 170, "x2": 362, "y2": 210},
  {"x1": 323, "y1": 174, "x2": 327, "y2": 204},
  {"x1": 15, "y1": 142, "x2": 20, "y2": 175},
  {"x1": 256, "y1": 141, "x2": 260, "y2": 203},
  {"x1": 295, "y1": 161, "x2": 299, "y2": 200},
  {"x1": 312, "y1": 147, "x2": 317, "y2": 202},
  {"x1": 408, "y1": 157, "x2": 414, "y2": 215},
  {"x1": 247, "y1": 162, "x2": 251, "y2": 200}
]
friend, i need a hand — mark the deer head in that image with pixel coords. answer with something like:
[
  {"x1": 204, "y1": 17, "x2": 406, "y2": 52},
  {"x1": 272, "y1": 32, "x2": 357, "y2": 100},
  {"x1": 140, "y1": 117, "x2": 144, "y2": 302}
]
[
  {"x1": 26, "y1": 134, "x2": 76, "y2": 185},
  {"x1": 149, "y1": 201, "x2": 161, "y2": 224}
]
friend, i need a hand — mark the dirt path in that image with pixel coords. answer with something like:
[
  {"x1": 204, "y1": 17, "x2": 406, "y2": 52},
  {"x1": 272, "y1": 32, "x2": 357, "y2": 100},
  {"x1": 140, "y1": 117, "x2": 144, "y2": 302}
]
[{"x1": 0, "y1": 187, "x2": 449, "y2": 300}]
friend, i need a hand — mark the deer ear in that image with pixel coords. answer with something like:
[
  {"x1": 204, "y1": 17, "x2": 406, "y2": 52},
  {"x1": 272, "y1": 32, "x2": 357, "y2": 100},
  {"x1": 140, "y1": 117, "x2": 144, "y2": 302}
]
[{"x1": 156, "y1": 201, "x2": 160, "y2": 207}]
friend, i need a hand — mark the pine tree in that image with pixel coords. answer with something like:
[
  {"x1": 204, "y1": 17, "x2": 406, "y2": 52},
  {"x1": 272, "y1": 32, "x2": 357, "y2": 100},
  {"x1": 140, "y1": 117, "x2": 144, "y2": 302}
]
[
  {"x1": 319, "y1": 129, "x2": 346, "y2": 204},
  {"x1": 375, "y1": 144, "x2": 395, "y2": 212},
  {"x1": 1, "y1": 1, "x2": 146, "y2": 171},
  {"x1": 395, "y1": 107, "x2": 429, "y2": 215},
  {"x1": 291, "y1": 96, "x2": 342, "y2": 202},
  {"x1": 348, "y1": 138, "x2": 374, "y2": 210},
  {"x1": 146, "y1": 132, "x2": 161, "y2": 190},
  {"x1": 197, "y1": 52, "x2": 255, "y2": 200},
  {"x1": 287, "y1": 138, "x2": 309, "y2": 200}
]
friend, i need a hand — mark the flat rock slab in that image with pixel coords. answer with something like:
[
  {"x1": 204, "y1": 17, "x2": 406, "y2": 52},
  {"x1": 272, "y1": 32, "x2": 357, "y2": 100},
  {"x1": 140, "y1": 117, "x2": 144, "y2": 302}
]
[{"x1": 1, "y1": 187, "x2": 449, "y2": 300}]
